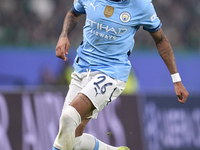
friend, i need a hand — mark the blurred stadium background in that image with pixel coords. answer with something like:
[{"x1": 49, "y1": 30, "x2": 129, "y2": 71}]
[{"x1": 0, "y1": 0, "x2": 200, "y2": 150}]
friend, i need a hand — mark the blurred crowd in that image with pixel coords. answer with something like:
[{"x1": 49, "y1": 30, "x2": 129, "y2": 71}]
[{"x1": 0, "y1": 0, "x2": 199, "y2": 51}]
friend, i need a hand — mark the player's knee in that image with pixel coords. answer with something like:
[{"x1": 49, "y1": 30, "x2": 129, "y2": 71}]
[
  {"x1": 60, "y1": 106, "x2": 81, "y2": 130},
  {"x1": 53, "y1": 106, "x2": 81, "y2": 149}
]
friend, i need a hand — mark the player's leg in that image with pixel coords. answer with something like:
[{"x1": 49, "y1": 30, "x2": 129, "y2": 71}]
[
  {"x1": 53, "y1": 71, "x2": 129, "y2": 150},
  {"x1": 75, "y1": 118, "x2": 90, "y2": 137},
  {"x1": 52, "y1": 71, "x2": 94, "y2": 150},
  {"x1": 72, "y1": 73, "x2": 130, "y2": 150},
  {"x1": 73, "y1": 111, "x2": 130, "y2": 150},
  {"x1": 53, "y1": 93, "x2": 95, "y2": 150},
  {"x1": 74, "y1": 133, "x2": 130, "y2": 150}
]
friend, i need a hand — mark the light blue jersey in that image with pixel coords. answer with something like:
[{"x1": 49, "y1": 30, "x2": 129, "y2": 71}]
[{"x1": 73, "y1": 0, "x2": 162, "y2": 82}]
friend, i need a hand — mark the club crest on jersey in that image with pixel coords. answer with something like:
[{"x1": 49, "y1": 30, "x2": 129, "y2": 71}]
[
  {"x1": 120, "y1": 12, "x2": 130, "y2": 23},
  {"x1": 104, "y1": 5, "x2": 114, "y2": 18}
]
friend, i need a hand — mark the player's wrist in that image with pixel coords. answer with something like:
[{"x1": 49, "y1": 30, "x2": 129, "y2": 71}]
[
  {"x1": 171, "y1": 73, "x2": 181, "y2": 83},
  {"x1": 59, "y1": 31, "x2": 68, "y2": 38}
]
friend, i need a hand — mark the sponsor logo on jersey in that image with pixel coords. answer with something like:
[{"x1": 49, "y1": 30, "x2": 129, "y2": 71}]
[
  {"x1": 74, "y1": 0, "x2": 78, "y2": 3},
  {"x1": 120, "y1": 12, "x2": 130, "y2": 23},
  {"x1": 87, "y1": 18, "x2": 128, "y2": 40},
  {"x1": 104, "y1": 5, "x2": 114, "y2": 18}
]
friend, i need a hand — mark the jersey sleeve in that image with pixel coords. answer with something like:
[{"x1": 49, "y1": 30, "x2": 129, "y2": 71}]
[
  {"x1": 139, "y1": 2, "x2": 162, "y2": 32},
  {"x1": 73, "y1": 0, "x2": 86, "y2": 14}
]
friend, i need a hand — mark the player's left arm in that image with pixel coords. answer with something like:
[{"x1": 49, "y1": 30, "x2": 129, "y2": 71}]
[{"x1": 149, "y1": 28, "x2": 189, "y2": 104}]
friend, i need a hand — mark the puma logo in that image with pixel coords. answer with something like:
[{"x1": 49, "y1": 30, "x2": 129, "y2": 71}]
[{"x1": 90, "y1": 2, "x2": 99, "y2": 11}]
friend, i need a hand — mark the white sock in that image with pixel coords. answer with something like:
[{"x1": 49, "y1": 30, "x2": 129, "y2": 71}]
[
  {"x1": 53, "y1": 106, "x2": 81, "y2": 150},
  {"x1": 74, "y1": 133, "x2": 118, "y2": 150}
]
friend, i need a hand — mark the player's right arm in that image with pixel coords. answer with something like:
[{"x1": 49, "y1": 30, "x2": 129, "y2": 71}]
[{"x1": 55, "y1": 8, "x2": 82, "y2": 61}]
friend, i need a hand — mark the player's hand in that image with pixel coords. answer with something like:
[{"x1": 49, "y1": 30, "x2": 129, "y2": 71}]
[
  {"x1": 55, "y1": 37, "x2": 70, "y2": 61},
  {"x1": 174, "y1": 82, "x2": 189, "y2": 104}
]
